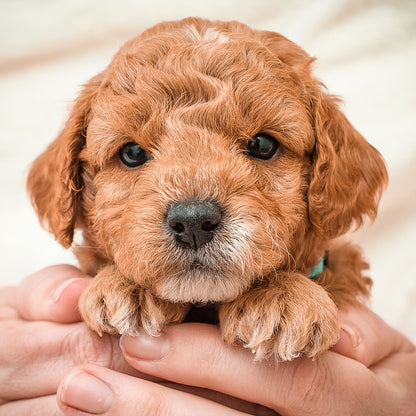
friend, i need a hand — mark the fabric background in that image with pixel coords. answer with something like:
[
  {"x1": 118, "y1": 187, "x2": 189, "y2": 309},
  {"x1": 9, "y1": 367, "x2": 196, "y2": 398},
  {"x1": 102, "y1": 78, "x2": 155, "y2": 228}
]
[{"x1": 1, "y1": 0, "x2": 415, "y2": 342}]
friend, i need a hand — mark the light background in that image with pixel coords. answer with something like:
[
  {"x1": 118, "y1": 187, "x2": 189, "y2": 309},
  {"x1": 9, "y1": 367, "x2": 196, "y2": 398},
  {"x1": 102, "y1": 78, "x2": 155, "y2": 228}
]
[{"x1": 1, "y1": 0, "x2": 415, "y2": 342}]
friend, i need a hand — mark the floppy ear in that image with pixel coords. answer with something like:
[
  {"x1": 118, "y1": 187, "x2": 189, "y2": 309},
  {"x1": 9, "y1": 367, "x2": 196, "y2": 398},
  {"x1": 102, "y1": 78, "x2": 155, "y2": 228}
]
[
  {"x1": 257, "y1": 29, "x2": 388, "y2": 239},
  {"x1": 27, "y1": 73, "x2": 102, "y2": 248},
  {"x1": 256, "y1": 30, "x2": 313, "y2": 78},
  {"x1": 308, "y1": 90, "x2": 388, "y2": 239}
]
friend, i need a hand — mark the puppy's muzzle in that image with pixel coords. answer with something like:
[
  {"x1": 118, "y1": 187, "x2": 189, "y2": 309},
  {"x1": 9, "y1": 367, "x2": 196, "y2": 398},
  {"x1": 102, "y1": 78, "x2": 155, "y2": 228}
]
[{"x1": 166, "y1": 200, "x2": 222, "y2": 250}]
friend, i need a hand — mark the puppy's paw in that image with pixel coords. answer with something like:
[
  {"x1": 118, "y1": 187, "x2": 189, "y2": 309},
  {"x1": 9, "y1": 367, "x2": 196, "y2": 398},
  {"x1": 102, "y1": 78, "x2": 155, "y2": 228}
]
[
  {"x1": 219, "y1": 278, "x2": 340, "y2": 361},
  {"x1": 79, "y1": 266, "x2": 188, "y2": 336},
  {"x1": 79, "y1": 276, "x2": 142, "y2": 336}
]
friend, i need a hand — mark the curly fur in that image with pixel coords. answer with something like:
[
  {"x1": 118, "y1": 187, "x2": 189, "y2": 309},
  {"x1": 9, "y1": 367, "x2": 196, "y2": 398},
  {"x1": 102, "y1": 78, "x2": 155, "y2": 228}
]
[{"x1": 27, "y1": 18, "x2": 387, "y2": 361}]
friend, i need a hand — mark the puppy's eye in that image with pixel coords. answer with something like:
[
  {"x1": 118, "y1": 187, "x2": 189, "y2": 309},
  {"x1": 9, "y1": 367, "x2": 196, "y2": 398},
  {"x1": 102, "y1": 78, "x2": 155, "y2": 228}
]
[
  {"x1": 119, "y1": 142, "x2": 149, "y2": 167},
  {"x1": 245, "y1": 133, "x2": 279, "y2": 160}
]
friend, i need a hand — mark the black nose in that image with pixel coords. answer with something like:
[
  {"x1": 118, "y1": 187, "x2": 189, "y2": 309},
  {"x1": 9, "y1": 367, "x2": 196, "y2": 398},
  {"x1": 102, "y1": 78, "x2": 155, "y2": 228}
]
[{"x1": 166, "y1": 200, "x2": 222, "y2": 250}]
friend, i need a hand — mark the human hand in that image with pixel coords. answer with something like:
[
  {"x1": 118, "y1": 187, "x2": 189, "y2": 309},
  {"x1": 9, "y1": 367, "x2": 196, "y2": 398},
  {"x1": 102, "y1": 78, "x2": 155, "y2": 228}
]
[
  {"x1": 4, "y1": 266, "x2": 415, "y2": 415},
  {"x1": 0, "y1": 265, "x2": 263, "y2": 415},
  {"x1": 58, "y1": 306, "x2": 416, "y2": 415},
  {"x1": 0, "y1": 265, "x2": 144, "y2": 416}
]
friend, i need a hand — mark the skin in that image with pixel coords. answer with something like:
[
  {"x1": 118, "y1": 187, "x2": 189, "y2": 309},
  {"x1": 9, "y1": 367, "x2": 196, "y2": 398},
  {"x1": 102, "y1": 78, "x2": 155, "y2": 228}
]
[{"x1": 0, "y1": 265, "x2": 415, "y2": 416}]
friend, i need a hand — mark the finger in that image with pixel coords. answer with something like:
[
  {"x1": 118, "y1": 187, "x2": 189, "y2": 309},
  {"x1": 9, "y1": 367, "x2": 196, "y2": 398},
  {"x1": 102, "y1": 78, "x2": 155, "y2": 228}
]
[
  {"x1": 57, "y1": 365, "x2": 250, "y2": 416},
  {"x1": 0, "y1": 321, "x2": 118, "y2": 401},
  {"x1": 120, "y1": 324, "x2": 386, "y2": 415},
  {"x1": 160, "y1": 381, "x2": 279, "y2": 415},
  {"x1": 0, "y1": 287, "x2": 19, "y2": 319},
  {"x1": 371, "y1": 348, "x2": 416, "y2": 392},
  {"x1": 121, "y1": 324, "x2": 283, "y2": 407},
  {"x1": 16, "y1": 264, "x2": 91, "y2": 323},
  {"x1": 332, "y1": 305, "x2": 415, "y2": 367},
  {"x1": 0, "y1": 321, "x2": 96, "y2": 401},
  {"x1": 0, "y1": 395, "x2": 59, "y2": 416},
  {"x1": 0, "y1": 320, "x2": 155, "y2": 402}
]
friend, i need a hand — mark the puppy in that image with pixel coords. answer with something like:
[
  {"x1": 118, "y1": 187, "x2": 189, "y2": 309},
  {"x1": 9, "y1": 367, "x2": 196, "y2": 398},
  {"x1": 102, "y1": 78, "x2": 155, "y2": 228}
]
[{"x1": 27, "y1": 17, "x2": 387, "y2": 361}]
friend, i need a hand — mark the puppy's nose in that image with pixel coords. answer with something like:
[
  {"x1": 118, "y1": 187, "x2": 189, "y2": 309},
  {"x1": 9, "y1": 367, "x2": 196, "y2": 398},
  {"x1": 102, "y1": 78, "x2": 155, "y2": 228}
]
[{"x1": 166, "y1": 200, "x2": 222, "y2": 250}]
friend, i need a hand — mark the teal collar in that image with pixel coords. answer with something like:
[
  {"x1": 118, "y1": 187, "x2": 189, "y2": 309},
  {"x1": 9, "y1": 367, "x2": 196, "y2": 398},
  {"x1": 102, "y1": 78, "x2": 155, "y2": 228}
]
[{"x1": 307, "y1": 252, "x2": 328, "y2": 279}]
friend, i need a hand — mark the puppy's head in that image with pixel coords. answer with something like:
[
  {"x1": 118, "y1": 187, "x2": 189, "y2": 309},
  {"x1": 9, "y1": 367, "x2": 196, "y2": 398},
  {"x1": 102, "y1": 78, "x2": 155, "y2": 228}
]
[{"x1": 27, "y1": 18, "x2": 387, "y2": 303}]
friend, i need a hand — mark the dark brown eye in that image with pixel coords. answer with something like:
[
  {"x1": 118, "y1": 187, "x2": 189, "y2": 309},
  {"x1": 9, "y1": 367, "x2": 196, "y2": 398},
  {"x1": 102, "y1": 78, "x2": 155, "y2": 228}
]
[
  {"x1": 245, "y1": 133, "x2": 279, "y2": 160},
  {"x1": 119, "y1": 142, "x2": 149, "y2": 167}
]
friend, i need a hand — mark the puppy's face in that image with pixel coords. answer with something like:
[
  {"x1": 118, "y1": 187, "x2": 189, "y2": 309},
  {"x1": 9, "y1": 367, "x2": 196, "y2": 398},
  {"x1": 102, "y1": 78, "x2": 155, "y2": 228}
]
[
  {"x1": 82, "y1": 26, "x2": 315, "y2": 303},
  {"x1": 28, "y1": 19, "x2": 387, "y2": 304}
]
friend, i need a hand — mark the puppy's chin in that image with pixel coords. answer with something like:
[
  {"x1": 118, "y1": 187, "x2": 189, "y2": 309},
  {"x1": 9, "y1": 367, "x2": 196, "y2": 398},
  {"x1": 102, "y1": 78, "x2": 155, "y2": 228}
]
[{"x1": 155, "y1": 268, "x2": 251, "y2": 303}]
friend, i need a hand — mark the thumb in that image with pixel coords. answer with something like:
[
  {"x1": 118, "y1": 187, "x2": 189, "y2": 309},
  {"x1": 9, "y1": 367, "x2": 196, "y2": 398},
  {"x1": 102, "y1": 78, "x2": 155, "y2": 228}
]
[
  {"x1": 16, "y1": 264, "x2": 91, "y2": 323},
  {"x1": 332, "y1": 305, "x2": 415, "y2": 367},
  {"x1": 57, "y1": 365, "x2": 248, "y2": 416}
]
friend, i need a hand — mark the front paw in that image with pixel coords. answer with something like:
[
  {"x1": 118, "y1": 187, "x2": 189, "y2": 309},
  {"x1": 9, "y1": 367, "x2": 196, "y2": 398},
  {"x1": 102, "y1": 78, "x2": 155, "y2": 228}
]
[
  {"x1": 79, "y1": 266, "x2": 188, "y2": 336},
  {"x1": 219, "y1": 281, "x2": 340, "y2": 361},
  {"x1": 79, "y1": 274, "x2": 142, "y2": 336}
]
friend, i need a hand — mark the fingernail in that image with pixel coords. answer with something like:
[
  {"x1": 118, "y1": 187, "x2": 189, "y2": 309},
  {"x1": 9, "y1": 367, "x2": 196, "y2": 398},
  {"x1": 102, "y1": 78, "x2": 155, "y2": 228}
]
[
  {"x1": 52, "y1": 278, "x2": 84, "y2": 303},
  {"x1": 61, "y1": 370, "x2": 114, "y2": 414},
  {"x1": 340, "y1": 324, "x2": 361, "y2": 349},
  {"x1": 121, "y1": 329, "x2": 170, "y2": 361}
]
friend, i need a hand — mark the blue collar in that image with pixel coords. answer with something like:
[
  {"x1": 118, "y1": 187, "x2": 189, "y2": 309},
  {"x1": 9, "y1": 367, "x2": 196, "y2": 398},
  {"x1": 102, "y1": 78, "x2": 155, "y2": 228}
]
[{"x1": 307, "y1": 252, "x2": 328, "y2": 279}]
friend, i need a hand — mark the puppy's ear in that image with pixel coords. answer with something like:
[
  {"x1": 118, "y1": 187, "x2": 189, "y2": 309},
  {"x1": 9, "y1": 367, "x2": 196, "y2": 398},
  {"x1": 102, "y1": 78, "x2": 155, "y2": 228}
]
[
  {"x1": 27, "y1": 73, "x2": 102, "y2": 248},
  {"x1": 307, "y1": 91, "x2": 388, "y2": 239},
  {"x1": 257, "y1": 30, "x2": 313, "y2": 77},
  {"x1": 258, "y1": 29, "x2": 388, "y2": 238}
]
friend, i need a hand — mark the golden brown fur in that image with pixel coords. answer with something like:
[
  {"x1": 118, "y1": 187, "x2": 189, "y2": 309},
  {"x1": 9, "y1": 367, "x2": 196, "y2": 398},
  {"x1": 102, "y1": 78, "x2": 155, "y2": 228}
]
[{"x1": 27, "y1": 18, "x2": 387, "y2": 361}]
